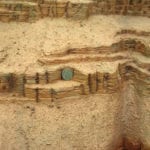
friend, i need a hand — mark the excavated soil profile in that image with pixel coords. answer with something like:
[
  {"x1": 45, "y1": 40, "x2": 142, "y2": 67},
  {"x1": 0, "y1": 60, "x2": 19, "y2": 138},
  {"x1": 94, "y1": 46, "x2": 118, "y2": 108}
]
[{"x1": 0, "y1": 0, "x2": 150, "y2": 150}]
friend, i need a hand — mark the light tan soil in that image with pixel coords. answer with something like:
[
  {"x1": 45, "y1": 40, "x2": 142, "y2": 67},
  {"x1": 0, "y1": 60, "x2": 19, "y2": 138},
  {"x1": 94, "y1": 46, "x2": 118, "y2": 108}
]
[
  {"x1": 0, "y1": 14, "x2": 149, "y2": 150},
  {"x1": 0, "y1": 15, "x2": 150, "y2": 73},
  {"x1": 0, "y1": 94, "x2": 121, "y2": 150}
]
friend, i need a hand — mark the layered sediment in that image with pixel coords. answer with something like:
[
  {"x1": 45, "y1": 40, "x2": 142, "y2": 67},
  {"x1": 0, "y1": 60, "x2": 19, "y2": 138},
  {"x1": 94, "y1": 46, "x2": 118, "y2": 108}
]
[
  {"x1": 0, "y1": 1, "x2": 149, "y2": 150},
  {"x1": 0, "y1": 0, "x2": 149, "y2": 22}
]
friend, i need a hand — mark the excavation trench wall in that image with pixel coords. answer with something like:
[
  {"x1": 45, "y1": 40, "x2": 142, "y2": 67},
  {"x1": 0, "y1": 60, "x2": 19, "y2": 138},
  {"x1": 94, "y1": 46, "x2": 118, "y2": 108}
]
[
  {"x1": 0, "y1": 64, "x2": 149, "y2": 150},
  {"x1": 117, "y1": 78, "x2": 150, "y2": 150},
  {"x1": 0, "y1": 0, "x2": 149, "y2": 22},
  {"x1": 0, "y1": 2, "x2": 149, "y2": 148},
  {"x1": 0, "y1": 93, "x2": 122, "y2": 150},
  {"x1": 0, "y1": 62, "x2": 149, "y2": 102}
]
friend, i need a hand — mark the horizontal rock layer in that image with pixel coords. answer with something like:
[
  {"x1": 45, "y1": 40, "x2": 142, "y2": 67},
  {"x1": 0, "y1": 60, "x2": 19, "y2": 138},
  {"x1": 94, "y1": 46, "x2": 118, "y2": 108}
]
[
  {"x1": 0, "y1": 38, "x2": 149, "y2": 101},
  {"x1": 0, "y1": 0, "x2": 149, "y2": 22}
]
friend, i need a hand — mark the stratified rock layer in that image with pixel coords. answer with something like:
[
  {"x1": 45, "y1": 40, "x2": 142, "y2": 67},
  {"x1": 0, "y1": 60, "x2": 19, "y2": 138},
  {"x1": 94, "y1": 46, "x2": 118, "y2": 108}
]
[
  {"x1": 0, "y1": 0, "x2": 149, "y2": 22},
  {"x1": 0, "y1": 1, "x2": 149, "y2": 150}
]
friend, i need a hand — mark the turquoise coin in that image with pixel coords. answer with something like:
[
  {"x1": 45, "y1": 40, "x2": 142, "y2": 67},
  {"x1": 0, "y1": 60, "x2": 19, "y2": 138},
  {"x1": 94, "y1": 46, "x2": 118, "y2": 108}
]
[{"x1": 62, "y1": 68, "x2": 74, "y2": 81}]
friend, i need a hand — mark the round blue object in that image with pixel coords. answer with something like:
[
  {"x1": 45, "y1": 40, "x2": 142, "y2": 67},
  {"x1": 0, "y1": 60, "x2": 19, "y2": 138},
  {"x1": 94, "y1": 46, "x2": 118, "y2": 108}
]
[{"x1": 62, "y1": 68, "x2": 74, "y2": 81}]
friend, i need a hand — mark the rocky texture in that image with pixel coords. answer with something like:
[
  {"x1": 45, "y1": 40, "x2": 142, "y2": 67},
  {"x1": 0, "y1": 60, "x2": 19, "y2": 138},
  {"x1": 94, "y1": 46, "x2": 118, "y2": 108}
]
[
  {"x1": 0, "y1": 5, "x2": 149, "y2": 150},
  {"x1": 0, "y1": 38, "x2": 149, "y2": 101},
  {"x1": 0, "y1": 0, "x2": 149, "y2": 22},
  {"x1": 0, "y1": 36, "x2": 149, "y2": 149}
]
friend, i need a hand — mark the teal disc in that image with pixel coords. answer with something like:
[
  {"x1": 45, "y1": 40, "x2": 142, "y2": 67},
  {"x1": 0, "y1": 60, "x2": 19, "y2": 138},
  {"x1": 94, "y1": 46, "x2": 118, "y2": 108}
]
[{"x1": 62, "y1": 68, "x2": 74, "y2": 81}]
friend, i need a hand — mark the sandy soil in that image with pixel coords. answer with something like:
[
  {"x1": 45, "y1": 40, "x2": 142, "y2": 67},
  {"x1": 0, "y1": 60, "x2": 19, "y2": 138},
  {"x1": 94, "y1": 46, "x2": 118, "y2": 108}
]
[
  {"x1": 0, "y1": 15, "x2": 150, "y2": 73},
  {"x1": 119, "y1": 81, "x2": 150, "y2": 149},
  {"x1": 0, "y1": 14, "x2": 149, "y2": 150},
  {"x1": 0, "y1": 94, "x2": 121, "y2": 150}
]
